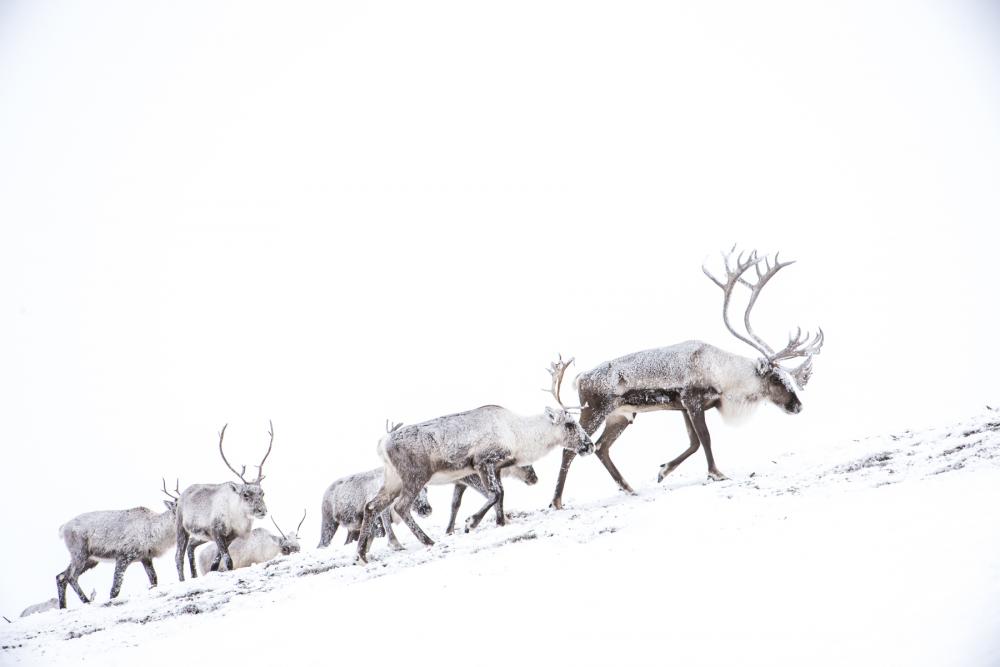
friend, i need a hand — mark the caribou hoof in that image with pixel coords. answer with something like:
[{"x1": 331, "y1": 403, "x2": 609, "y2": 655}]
[
  {"x1": 355, "y1": 553, "x2": 368, "y2": 565},
  {"x1": 657, "y1": 465, "x2": 676, "y2": 483},
  {"x1": 707, "y1": 470, "x2": 729, "y2": 482},
  {"x1": 389, "y1": 542, "x2": 405, "y2": 552},
  {"x1": 549, "y1": 499, "x2": 564, "y2": 510},
  {"x1": 464, "y1": 517, "x2": 478, "y2": 533}
]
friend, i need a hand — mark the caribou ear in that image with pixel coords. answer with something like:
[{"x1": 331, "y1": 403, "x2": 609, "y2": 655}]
[
  {"x1": 755, "y1": 358, "x2": 771, "y2": 376},
  {"x1": 163, "y1": 500, "x2": 177, "y2": 511},
  {"x1": 228, "y1": 482, "x2": 238, "y2": 493},
  {"x1": 544, "y1": 407, "x2": 566, "y2": 425}
]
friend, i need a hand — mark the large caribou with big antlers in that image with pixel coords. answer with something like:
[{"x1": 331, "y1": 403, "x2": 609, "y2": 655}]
[
  {"x1": 550, "y1": 248, "x2": 824, "y2": 508},
  {"x1": 175, "y1": 422, "x2": 274, "y2": 580},
  {"x1": 356, "y1": 360, "x2": 595, "y2": 562}
]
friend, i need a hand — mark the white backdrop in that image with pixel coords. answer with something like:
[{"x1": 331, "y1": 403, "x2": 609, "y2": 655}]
[{"x1": 2, "y1": 0, "x2": 999, "y2": 614}]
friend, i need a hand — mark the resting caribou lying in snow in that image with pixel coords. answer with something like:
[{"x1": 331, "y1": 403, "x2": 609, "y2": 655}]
[
  {"x1": 197, "y1": 512, "x2": 305, "y2": 575},
  {"x1": 550, "y1": 248, "x2": 824, "y2": 508},
  {"x1": 356, "y1": 359, "x2": 594, "y2": 562}
]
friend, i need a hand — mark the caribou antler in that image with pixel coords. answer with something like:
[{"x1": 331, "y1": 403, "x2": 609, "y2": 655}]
[
  {"x1": 296, "y1": 509, "x2": 307, "y2": 535},
  {"x1": 704, "y1": 246, "x2": 823, "y2": 367},
  {"x1": 385, "y1": 419, "x2": 403, "y2": 433},
  {"x1": 271, "y1": 515, "x2": 287, "y2": 540},
  {"x1": 253, "y1": 420, "x2": 274, "y2": 484},
  {"x1": 217, "y1": 423, "x2": 249, "y2": 483},
  {"x1": 703, "y1": 247, "x2": 771, "y2": 358},
  {"x1": 543, "y1": 354, "x2": 587, "y2": 411},
  {"x1": 161, "y1": 477, "x2": 181, "y2": 500}
]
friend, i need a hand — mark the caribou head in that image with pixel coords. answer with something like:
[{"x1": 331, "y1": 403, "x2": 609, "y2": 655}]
[
  {"x1": 545, "y1": 354, "x2": 595, "y2": 455},
  {"x1": 703, "y1": 247, "x2": 824, "y2": 415},
  {"x1": 271, "y1": 510, "x2": 307, "y2": 556},
  {"x1": 218, "y1": 421, "x2": 274, "y2": 519}
]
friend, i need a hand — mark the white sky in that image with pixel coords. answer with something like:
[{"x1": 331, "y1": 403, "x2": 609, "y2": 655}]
[{"x1": 2, "y1": 0, "x2": 999, "y2": 613}]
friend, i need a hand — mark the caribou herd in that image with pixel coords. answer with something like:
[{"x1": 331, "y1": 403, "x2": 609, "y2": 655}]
[{"x1": 23, "y1": 247, "x2": 824, "y2": 616}]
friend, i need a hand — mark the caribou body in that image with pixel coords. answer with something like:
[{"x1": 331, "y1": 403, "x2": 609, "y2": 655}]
[
  {"x1": 55, "y1": 481, "x2": 179, "y2": 608},
  {"x1": 318, "y1": 465, "x2": 432, "y2": 549},
  {"x1": 356, "y1": 360, "x2": 594, "y2": 562},
  {"x1": 551, "y1": 248, "x2": 824, "y2": 508},
  {"x1": 197, "y1": 512, "x2": 305, "y2": 575},
  {"x1": 175, "y1": 422, "x2": 273, "y2": 580}
]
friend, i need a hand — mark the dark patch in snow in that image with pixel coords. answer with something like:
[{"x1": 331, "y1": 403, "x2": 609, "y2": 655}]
[{"x1": 66, "y1": 627, "x2": 101, "y2": 640}]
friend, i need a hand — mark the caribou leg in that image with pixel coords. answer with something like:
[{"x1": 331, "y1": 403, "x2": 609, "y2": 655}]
[
  {"x1": 57, "y1": 556, "x2": 97, "y2": 608},
  {"x1": 175, "y1": 529, "x2": 189, "y2": 582},
  {"x1": 381, "y1": 508, "x2": 404, "y2": 550},
  {"x1": 689, "y1": 408, "x2": 727, "y2": 480},
  {"x1": 657, "y1": 411, "x2": 702, "y2": 482},
  {"x1": 464, "y1": 462, "x2": 503, "y2": 532},
  {"x1": 187, "y1": 539, "x2": 204, "y2": 578},
  {"x1": 550, "y1": 449, "x2": 577, "y2": 510},
  {"x1": 394, "y1": 485, "x2": 435, "y2": 546},
  {"x1": 446, "y1": 483, "x2": 468, "y2": 534},
  {"x1": 551, "y1": 404, "x2": 606, "y2": 509},
  {"x1": 593, "y1": 416, "x2": 634, "y2": 494},
  {"x1": 357, "y1": 486, "x2": 397, "y2": 562},
  {"x1": 213, "y1": 533, "x2": 234, "y2": 571},
  {"x1": 141, "y1": 558, "x2": 157, "y2": 587},
  {"x1": 344, "y1": 529, "x2": 359, "y2": 545},
  {"x1": 109, "y1": 556, "x2": 130, "y2": 599}
]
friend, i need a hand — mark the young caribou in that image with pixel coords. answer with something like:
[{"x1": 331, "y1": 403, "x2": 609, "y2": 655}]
[
  {"x1": 55, "y1": 480, "x2": 180, "y2": 608},
  {"x1": 175, "y1": 422, "x2": 273, "y2": 580},
  {"x1": 445, "y1": 465, "x2": 538, "y2": 534},
  {"x1": 550, "y1": 248, "x2": 824, "y2": 508},
  {"x1": 317, "y1": 466, "x2": 433, "y2": 550},
  {"x1": 356, "y1": 359, "x2": 594, "y2": 562}
]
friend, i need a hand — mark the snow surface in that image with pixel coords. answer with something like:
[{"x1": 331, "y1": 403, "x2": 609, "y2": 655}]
[{"x1": 3, "y1": 410, "x2": 1000, "y2": 666}]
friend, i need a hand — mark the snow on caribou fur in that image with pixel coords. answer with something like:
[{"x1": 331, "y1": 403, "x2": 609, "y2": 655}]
[{"x1": 3, "y1": 410, "x2": 1000, "y2": 666}]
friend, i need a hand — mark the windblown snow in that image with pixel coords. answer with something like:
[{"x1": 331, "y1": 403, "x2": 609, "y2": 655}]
[{"x1": 3, "y1": 410, "x2": 1000, "y2": 666}]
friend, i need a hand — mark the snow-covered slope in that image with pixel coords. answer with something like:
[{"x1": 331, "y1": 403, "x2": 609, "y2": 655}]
[{"x1": 4, "y1": 410, "x2": 1000, "y2": 666}]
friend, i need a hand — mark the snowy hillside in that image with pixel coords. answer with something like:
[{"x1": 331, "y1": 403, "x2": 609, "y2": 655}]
[{"x1": 4, "y1": 410, "x2": 1000, "y2": 666}]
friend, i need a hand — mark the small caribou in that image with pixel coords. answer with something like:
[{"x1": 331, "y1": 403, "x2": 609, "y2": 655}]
[
  {"x1": 356, "y1": 358, "x2": 594, "y2": 562},
  {"x1": 550, "y1": 247, "x2": 823, "y2": 508},
  {"x1": 55, "y1": 480, "x2": 180, "y2": 608},
  {"x1": 445, "y1": 465, "x2": 538, "y2": 534},
  {"x1": 197, "y1": 512, "x2": 305, "y2": 575},
  {"x1": 175, "y1": 422, "x2": 273, "y2": 580},
  {"x1": 318, "y1": 465, "x2": 432, "y2": 550}
]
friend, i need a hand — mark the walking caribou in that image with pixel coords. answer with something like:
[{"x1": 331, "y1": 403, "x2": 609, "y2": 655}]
[
  {"x1": 550, "y1": 248, "x2": 824, "y2": 508},
  {"x1": 55, "y1": 480, "x2": 180, "y2": 608},
  {"x1": 356, "y1": 359, "x2": 595, "y2": 562}
]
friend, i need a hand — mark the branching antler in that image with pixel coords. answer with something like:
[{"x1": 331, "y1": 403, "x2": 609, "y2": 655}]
[
  {"x1": 704, "y1": 246, "x2": 823, "y2": 369},
  {"x1": 703, "y1": 247, "x2": 771, "y2": 358},
  {"x1": 385, "y1": 419, "x2": 403, "y2": 433},
  {"x1": 543, "y1": 354, "x2": 588, "y2": 412},
  {"x1": 161, "y1": 477, "x2": 181, "y2": 500},
  {"x1": 217, "y1": 424, "x2": 248, "y2": 484}
]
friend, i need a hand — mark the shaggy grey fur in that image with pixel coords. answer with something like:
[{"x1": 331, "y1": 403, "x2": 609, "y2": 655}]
[
  {"x1": 356, "y1": 404, "x2": 593, "y2": 562},
  {"x1": 56, "y1": 502, "x2": 177, "y2": 609},
  {"x1": 318, "y1": 467, "x2": 432, "y2": 549},
  {"x1": 196, "y1": 527, "x2": 301, "y2": 575}
]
